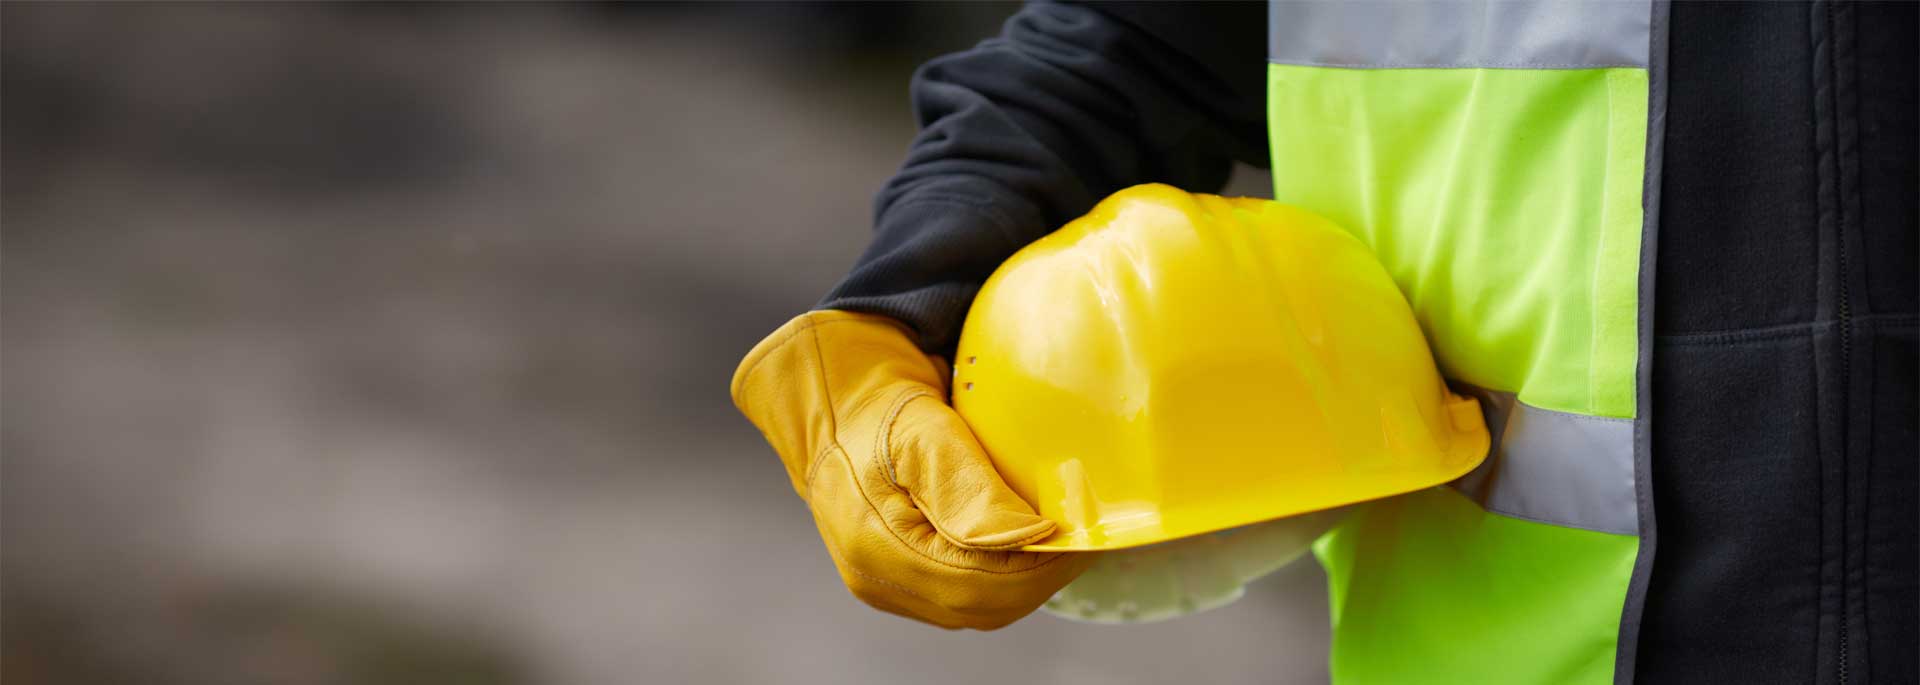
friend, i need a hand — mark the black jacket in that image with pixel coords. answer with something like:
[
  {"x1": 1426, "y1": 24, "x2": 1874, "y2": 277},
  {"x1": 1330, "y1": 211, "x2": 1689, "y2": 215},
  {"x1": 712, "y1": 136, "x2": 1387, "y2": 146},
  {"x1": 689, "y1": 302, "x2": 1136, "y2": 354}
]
[{"x1": 822, "y1": 2, "x2": 1917, "y2": 682}]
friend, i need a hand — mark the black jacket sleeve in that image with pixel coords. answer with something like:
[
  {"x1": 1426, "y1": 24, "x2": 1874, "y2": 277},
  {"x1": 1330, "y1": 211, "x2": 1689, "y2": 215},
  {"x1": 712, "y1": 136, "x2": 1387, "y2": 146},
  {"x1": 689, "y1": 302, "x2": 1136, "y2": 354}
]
[{"x1": 819, "y1": 1, "x2": 1268, "y2": 355}]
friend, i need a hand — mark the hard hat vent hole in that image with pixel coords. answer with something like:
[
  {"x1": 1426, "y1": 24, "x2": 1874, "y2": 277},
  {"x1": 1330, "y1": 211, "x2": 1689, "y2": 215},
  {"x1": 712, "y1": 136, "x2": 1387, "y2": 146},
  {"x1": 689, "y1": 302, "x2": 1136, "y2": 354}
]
[
  {"x1": 964, "y1": 382, "x2": 975, "y2": 391},
  {"x1": 967, "y1": 356, "x2": 977, "y2": 365}
]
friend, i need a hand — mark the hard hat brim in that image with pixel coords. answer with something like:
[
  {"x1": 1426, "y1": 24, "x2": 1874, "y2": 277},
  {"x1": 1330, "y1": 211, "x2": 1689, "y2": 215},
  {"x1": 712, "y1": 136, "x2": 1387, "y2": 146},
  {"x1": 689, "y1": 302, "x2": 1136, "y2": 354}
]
[{"x1": 1019, "y1": 417, "x2": 1488, "y2": 552}]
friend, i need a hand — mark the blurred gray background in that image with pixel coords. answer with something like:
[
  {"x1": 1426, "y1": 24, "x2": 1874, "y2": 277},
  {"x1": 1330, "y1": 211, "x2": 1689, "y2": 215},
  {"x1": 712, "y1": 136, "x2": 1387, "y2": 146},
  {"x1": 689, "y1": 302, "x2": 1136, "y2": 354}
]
[{"x1": 1, "y1": 4, "x2": 1325, "y2": 684}]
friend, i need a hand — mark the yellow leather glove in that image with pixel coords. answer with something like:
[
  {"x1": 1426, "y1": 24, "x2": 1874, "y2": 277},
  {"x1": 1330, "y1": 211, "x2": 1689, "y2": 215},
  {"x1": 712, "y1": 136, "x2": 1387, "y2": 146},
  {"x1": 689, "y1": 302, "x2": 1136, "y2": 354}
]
[{"x1": 731, "y1": 310, "x2": 1092, "y2": 629}]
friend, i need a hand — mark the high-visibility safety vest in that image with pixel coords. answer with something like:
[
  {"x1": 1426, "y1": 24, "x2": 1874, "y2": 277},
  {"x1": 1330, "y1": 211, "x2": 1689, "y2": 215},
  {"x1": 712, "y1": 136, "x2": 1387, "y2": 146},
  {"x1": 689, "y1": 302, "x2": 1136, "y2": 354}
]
[{"x1": 1266, "y1": 2, "x2": 1664, "y2": 683}]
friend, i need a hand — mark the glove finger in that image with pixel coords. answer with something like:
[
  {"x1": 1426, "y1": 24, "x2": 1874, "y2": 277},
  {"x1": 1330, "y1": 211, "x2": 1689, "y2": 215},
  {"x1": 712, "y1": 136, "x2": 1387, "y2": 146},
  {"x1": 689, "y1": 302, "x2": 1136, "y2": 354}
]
[{"x1": 885, "y1": 393, "x2": 1055, "y2": 551}]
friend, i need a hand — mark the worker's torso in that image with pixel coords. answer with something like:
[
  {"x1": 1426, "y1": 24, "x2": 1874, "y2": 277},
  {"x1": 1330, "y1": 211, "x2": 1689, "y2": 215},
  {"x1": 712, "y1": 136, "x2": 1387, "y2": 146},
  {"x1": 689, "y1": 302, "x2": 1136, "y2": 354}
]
[{"x1": 1263, "y1": 1, "x2": 1916, "y2": 683}]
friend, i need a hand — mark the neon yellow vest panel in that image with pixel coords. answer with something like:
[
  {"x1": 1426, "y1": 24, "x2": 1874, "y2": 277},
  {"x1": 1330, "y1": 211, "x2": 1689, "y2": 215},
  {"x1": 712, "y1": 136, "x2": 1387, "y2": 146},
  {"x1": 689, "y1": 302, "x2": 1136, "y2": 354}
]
[{"x1": 1265, "y1": 3, "x2": 1666, "y2": 683}]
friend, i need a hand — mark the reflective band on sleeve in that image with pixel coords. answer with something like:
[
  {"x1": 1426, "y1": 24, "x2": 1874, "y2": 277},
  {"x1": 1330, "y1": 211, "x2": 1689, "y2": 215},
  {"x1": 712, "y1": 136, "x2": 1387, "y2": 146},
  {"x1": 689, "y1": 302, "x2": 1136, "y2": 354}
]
[
  {"x1": 1451, "y1": 387, "x2": 1638, "y2": 536},
  {"x1": 1268, "y1": 0, "x2": 1651, "y2": 69}
]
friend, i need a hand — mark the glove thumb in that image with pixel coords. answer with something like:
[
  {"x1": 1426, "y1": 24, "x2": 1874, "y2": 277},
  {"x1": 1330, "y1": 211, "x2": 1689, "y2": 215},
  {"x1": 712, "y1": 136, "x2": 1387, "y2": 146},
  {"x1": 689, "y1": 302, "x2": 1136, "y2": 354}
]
[{"x1": 885, "y1": 393, "x2": 1056, "y2": 551}]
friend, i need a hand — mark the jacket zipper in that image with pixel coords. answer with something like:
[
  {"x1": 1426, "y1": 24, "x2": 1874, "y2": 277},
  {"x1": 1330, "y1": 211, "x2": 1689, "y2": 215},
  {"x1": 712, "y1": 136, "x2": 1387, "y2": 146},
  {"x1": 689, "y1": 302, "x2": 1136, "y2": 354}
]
[
  {"x1": 1834, "y1": 185, "x2": 1851, "y2": 685},
  {"x1": 1827, "y1": 209, "x2": 1843, "y2": 683},
  {"x1": 1826, "y1": 4, "x2": 1853, "y2": 683}
]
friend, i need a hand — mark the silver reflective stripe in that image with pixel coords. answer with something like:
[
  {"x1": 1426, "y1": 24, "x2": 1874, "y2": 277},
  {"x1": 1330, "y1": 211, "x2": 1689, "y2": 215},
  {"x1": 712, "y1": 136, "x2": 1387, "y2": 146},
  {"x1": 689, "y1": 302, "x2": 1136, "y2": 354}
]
[
  {"x1": 1450, "y1": 387, "x2": 1638, "y2": 536},
  {"x1": 1268, "y1": 0, "x2": 1652, "y2": 69}
]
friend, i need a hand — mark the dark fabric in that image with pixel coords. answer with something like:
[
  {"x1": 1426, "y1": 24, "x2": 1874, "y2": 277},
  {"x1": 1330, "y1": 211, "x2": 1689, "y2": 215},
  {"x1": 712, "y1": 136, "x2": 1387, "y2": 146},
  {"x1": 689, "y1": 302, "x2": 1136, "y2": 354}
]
[
  {"x1": 1640, "y1": 2, "x2": 1917, "y2": 684},
  {"x1": 819, "y1": 1, "x2": 1918, "y2": 681},
  {"x1": 1651, "y1": 2, "x2": 1821, "y2": 332},
  {"x1": 1865, "y1": 326, "x2": 1919, "y2": 684},
  {"x1": 1644, "y1": 328, "x2": 1826, "y2": 682},
  {"x1": 818, "y1": 1, "x2": 1267, "y2": 355},
  {"x1": 1854, "y1": 1, "x2": 1918, "y2": 317}
]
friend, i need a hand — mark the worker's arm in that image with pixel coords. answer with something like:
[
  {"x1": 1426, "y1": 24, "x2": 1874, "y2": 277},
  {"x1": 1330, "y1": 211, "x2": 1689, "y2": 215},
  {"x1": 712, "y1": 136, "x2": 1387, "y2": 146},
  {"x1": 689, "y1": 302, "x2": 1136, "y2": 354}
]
[
  {"x1": 733, "y1": 2, "x2": 1265, "y2": 629},
  {"x1": 823, "y1": 0, "x2": 1269, "y2": 355}
]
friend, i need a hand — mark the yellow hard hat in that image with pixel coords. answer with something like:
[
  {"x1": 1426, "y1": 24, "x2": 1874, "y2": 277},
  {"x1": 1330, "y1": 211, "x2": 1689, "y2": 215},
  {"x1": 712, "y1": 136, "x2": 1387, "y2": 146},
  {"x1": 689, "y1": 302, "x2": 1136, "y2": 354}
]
[{"x1": 952, "y1": 184, "x2": 1489, "y2": 552}]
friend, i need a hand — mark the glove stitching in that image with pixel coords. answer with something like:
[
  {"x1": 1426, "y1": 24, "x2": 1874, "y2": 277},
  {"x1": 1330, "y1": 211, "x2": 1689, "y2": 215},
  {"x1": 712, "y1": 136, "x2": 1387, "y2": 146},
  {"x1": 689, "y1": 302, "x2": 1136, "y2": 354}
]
[
  {"x1": 730, "y1": 316, "x2": 812, "y2": 416},
  {"x1": 846, "y1": 565, "x2": 1043, "y2": 627},
  {"x1": 844, "y1": 565, "x2": 935, "y2": 604},
  {"x1": 879, "y1": 393, "x2": 1053, "y2": 552},
  {"x1": 875, "y1": 388, "x2": 934, "y2": 489},
  {"x1": 731, "y1": 314, "x2": 874, "y2": 415},
  {"x1": 827, "y1": 442, "x2": 1073, "y2": 576},
  {"x1": 804, "y1": 318, "x2": 840, "y2": 502},
  {"x1": 804, "y1": 442, "x2": 837, "y2": 498},
  {"x1": 836, "y1": 390, "x2": 892, "y2": 437},
  {"x1": 908, "y1": 492, "x2": 1054, "y2": 551}
]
